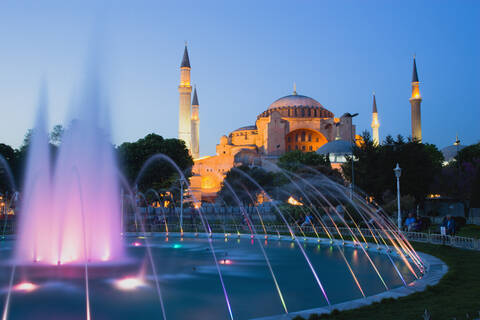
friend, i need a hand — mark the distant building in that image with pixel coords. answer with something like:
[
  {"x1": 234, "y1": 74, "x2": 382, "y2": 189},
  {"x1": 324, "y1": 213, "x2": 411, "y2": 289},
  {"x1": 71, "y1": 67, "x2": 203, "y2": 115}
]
[
  {"x1": 190, "y1": 85, "x2": 356, "y2": 201},
  {"x1": 178, "y1": 44, "x2": 200, "y2": 159},
  {"x1": 409, "y1": 56, "x2": 423, "y2": 142},
  {"x1": 371, "y1": 93, "x2": 380, "y2": 146},
  {"x1": 441, "y1": 136, "x2": 465, "y2": 166}
]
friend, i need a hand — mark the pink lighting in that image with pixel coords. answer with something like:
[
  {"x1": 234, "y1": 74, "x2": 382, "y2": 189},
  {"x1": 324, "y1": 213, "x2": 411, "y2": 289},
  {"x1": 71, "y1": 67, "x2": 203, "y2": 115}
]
[
  {"x1": 13, "y1": 282, "x2": 38, "y2": 293},
  {"x1": 15, "y1": 79, "x2": 124, "y2": 265},
  {"x1": 132, "y1": 242, "x2": 142, "y2": 247},
  {"x1": 114, "y1": 277, "x2": 145, "y2": 291},
  {"x1": 220, "y1": 259, "x2": 232, "y2": 265}
]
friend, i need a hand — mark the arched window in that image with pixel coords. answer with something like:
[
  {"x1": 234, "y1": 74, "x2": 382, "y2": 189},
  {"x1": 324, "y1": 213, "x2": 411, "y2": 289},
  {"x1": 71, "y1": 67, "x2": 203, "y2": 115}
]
[{"x1": 285, "y1": 129, "x2": 328, "y2": 154}]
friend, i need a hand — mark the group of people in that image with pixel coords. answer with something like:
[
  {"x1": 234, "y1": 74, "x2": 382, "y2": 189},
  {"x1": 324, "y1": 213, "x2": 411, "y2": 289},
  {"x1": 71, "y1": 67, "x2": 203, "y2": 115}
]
[
  {"x1": 404, "y1": 213, "x2": 457, "y2": 235},
  {"x1": 403, "y1": 213, "x2": 424, "y2": 232}
]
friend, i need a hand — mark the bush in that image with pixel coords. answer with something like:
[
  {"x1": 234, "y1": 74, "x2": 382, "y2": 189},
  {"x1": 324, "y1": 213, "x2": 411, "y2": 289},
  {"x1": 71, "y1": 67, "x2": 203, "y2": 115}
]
[{"x1": 453, "y1": 216, "x2": 466, "y2": 229}]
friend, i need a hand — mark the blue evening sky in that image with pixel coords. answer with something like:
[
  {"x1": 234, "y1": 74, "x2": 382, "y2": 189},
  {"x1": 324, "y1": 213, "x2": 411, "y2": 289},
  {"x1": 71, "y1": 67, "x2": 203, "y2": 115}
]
[{"x1": 0, "y1": 1, "x2": 478, "y2": 156}]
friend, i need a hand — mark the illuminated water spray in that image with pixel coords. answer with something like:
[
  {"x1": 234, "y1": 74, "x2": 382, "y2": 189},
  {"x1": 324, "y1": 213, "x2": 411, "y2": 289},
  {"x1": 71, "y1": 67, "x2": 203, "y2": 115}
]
[{"x1": 15, "y1": 63, "x2": 124, "y2": 265}]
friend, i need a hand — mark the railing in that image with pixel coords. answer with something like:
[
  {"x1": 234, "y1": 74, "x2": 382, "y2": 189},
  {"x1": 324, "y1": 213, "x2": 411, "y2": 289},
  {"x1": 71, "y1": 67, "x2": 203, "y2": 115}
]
[{"x1": 126, "y1": 222, "x2": 480, "y2": 251}]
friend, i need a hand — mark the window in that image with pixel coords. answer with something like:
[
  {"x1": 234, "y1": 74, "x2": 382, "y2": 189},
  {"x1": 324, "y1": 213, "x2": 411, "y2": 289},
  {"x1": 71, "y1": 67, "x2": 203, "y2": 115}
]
[
  {"x1": 309, "y1": 146, "x2": 312, "y2": 151},
  {"x1": 301, "y1": 109, "x2": 305, "y2": 117},
  {"x1": 287, "y1": 145, "x2": 291, "y2": 151},
  {"x1": 287, "y1": 136, "x2": 291, "y2": 142},
  {"x1": 302, "y1": 146, "x2": 306, "y2": 151},
  {"x1": 301, "y1": 131, "x2": 306, "y2": 142},
  {"x1": 308, "y1": 134, "x2": 312, "y2": 142},
  {"x1": 295, "y1": 145, "x2": 299, "y2": 150}
]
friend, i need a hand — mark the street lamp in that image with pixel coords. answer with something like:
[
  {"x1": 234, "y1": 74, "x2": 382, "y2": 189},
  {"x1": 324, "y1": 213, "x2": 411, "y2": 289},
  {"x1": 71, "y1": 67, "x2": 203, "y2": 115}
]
[
  {"x1": 393, "y1": 163, "x2": 402, "y2": 229},
  {"x1": 179, "y1": 178, "x2": 185, "y2": 231}
]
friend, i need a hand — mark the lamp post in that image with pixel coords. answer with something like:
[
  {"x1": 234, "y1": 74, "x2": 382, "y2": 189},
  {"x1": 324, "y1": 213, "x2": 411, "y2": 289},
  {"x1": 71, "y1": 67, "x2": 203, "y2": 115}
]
[
  {"x1": 342, "y1": 112, "x2": 359, "y2": 199},
  {"x1": 179, "y1": 179, "x2": 184, "y2": 231},
  {"x1": 394, "y1": 163, "x2": 402, "y2": 229}
]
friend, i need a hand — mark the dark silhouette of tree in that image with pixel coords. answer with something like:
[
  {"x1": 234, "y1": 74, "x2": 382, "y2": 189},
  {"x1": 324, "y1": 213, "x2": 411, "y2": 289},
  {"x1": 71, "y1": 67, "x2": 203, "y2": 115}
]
[
  {"x1": 117, "y1": 133, "x2": 193, "y2": 192},
  {"x1": 342, "y1": 132, "x2": 444, "y2": 205}
]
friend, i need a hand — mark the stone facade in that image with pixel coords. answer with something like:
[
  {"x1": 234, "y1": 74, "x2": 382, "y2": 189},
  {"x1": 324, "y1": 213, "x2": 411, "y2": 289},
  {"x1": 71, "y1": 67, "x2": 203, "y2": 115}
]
[{"x1": 190, "y1": 91, "x2": 356, "y2": 201}]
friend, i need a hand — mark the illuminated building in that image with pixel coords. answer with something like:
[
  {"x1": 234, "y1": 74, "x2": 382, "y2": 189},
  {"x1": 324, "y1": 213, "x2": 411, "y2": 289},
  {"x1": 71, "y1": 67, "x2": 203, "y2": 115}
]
[
  {"x1": 190, "y1": 85, "x2": 356, "y2": 201},
  {"x1": 409, "y1": 56, "x2": 422, "y2": 142},
  {"x1": 371, "y1": 92, "x2": 380, "y2": 146},
  {"x1": 178, "y1": 44, "x2": 192, "y2": 151}
]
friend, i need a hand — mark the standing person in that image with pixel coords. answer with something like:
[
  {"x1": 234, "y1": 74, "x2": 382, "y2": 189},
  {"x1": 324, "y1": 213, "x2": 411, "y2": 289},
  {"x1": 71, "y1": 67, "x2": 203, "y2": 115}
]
[
  {"x1": 404, "y1": 213, "x2": 417, "y2": 231},
  {"x1": 441, "y1": 215, "x2": 456, "y2": 236}
]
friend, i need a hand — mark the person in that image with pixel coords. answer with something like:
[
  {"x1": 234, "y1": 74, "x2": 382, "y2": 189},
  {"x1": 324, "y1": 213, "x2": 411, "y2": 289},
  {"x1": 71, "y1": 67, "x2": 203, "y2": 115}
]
[
  {"x1": 441, "y1": 215, "x2": 456, "y2": 236},
  {"x1": 404, "y1": 213, "x2": 417, "y2": 231}
]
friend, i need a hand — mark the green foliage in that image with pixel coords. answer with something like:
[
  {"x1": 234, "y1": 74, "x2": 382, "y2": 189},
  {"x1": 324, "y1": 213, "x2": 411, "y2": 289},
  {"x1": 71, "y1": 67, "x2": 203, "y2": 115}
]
[
  {"x1": 217, "y1": 165, "x2": 285, "y2": 205},
  {"x1": 0, "y1": 143, "x2": 18, "y2": 193},
  {"x1": 470, "y1": 167, "x2": 480, "y2": 208},
  {"x1": 49, "y1": 124, "x2": 64, "y2": 146},
  {"x1": 278, "y1": 150, "x2": 330, "y2": 172},
  {"x1": 456, "y1": 142, "x2": 480, "y2": 164},
  {"x1": 383, "y1": 195, "x2": 416, "y2": 216},
  {"x1": 342, "y1": 133, "x2": 444, "y2": 204},
  {"x1": 117, "y1": 133, "x2": 193, "y2": 191}
]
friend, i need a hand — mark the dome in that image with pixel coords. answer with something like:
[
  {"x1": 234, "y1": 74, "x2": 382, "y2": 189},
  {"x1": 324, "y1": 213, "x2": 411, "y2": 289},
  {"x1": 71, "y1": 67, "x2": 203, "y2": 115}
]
[
  {"x1": 269, "y1": 94, "x2": 324, "y2": 110},
  {"x1": 233, "y1": 125, "x2": 257, "y2": 132},
  {"x1": 441, "y1": 145, "x2": 466, "y2": 163},
  {"x1": 317, "y1": 140, "x2": 353, "y2": 155}
]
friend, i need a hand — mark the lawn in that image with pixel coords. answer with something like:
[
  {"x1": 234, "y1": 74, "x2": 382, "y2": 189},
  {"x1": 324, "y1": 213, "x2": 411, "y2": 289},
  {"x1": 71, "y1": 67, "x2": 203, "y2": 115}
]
[{"x1": 293, "y1": 242, "x2": 480, "y2": 320}]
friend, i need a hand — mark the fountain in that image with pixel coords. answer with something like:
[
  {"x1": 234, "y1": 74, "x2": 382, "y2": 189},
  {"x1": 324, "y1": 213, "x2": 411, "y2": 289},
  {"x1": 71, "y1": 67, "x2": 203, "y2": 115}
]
[
  {"x1": 16, "y1": 77, "x2": 123, "y2": 265},
  {"x1": 0, "y1": 57, "x2": 441, "y2": 320}
]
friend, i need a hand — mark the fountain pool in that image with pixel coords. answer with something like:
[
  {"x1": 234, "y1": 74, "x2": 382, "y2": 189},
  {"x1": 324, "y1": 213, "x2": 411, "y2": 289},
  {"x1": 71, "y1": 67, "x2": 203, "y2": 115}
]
[{"x1": 0, "y1": 234, "x2": 420, "y2": 320}]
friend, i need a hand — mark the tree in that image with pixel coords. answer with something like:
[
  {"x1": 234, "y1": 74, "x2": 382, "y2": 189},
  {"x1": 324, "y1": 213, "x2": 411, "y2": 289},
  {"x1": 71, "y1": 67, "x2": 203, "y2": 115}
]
[
  {"x1": 342, "y1": 133, "x2": 444, "y2": 205},
  {"x1": 456, "y1": 142, "x2": 480, "y2": 165},
  {"x1": 217, "y1": 165, "x2": 284, "y2": 205},
  {"x1": 0, "y1": 144, "x2": 18, "y2": 193},
  {"x1": 277, "y1": 150, "x2": 343, "y2": 182},
  {"x1": 117, "y1": 133, "x2": 193, "y2": 192},
  {"x1": 50, "y1": 124, "x2": 64, "y2": 146}
]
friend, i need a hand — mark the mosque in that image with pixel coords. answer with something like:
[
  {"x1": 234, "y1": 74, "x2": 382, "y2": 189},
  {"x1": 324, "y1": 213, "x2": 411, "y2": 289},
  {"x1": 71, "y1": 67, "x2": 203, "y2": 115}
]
[{"x1": 178, "y1": 45, "x2": 423, "y2": 201}]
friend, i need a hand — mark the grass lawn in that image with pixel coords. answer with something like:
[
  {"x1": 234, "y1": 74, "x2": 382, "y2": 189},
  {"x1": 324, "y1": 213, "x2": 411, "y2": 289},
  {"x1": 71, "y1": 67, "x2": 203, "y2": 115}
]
[
  {"x1": 457, "y1": 224, "x2": 480, "y2": 239},
  {"x1": 426, "y1": 224, "x2": 480, "y2": 239},
  {"x1": 293, "y1": 242, "x2": 480, "y2": 320}
]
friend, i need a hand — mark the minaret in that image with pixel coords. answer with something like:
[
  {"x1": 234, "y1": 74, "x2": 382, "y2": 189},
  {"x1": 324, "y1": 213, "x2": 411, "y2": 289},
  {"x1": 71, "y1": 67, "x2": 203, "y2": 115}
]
[
  {"x1": 371, "y1": 92, "x2": 380, "y2": 145},
  {"x1": 178, "y1": 44, "x2": 192, "y2": 151},
  {"x1": 409, "y1": 56, "x2": 422, "y2": 142},
  {"x1": 191, "y1": 87, "x2": 200, "y2": 159}
]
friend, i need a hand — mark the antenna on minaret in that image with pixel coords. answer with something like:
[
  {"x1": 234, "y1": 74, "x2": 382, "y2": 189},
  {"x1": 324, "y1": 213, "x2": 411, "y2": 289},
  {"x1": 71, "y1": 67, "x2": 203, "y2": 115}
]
[
  {"x1": 293, "y1": 82, "x2": 297, "y2": 95},
  {"x1": 454, "y1": 134, "x2": 460, "y2": 146}
]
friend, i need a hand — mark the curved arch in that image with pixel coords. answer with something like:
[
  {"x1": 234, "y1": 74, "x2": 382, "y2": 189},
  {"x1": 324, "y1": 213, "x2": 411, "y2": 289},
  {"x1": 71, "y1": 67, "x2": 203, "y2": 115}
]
[{"x1": 285, "y1": 128, "x2": 328, "y2": 152}]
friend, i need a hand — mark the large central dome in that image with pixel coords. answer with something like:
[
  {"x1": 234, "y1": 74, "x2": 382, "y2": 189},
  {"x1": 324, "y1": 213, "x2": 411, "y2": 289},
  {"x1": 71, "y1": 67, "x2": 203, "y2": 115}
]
[{"x1": 268, "y1": 93, "x2": 324, "y2": 110}]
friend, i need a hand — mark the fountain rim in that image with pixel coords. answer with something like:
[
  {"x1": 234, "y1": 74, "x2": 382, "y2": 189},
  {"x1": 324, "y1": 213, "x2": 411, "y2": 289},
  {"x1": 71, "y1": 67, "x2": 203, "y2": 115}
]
[
  {"x1": 121, "y1": 231, "x2": 447, "y2": 320},
  {"x1": 0, "y1": 232, "x2": 447, "y2": 319}
]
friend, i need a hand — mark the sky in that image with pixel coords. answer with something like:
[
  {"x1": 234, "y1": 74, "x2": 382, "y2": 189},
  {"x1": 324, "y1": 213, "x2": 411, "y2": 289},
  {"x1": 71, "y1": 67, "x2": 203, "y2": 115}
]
[{"x1": 0, "y1": 0, "x2": 479, "y2": 156}]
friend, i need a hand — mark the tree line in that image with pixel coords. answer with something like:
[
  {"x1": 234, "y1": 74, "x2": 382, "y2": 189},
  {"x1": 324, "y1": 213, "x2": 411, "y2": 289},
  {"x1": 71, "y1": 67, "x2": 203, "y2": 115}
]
[{"x1": 0, "y1": 126, "x2": 193, "y2": 197}]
